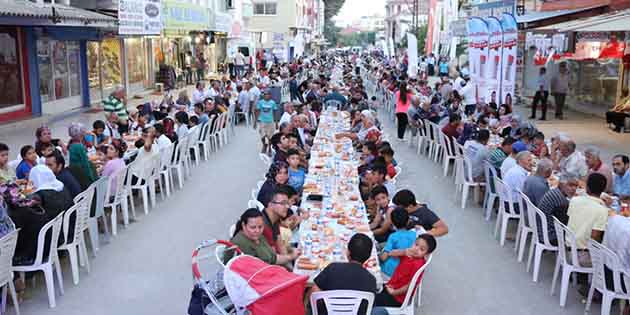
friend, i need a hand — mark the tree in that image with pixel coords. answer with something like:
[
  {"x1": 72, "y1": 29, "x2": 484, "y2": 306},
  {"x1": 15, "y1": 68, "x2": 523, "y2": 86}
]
[{"x1": 323, "y1": 0, "x2": 346, "y2": 46}]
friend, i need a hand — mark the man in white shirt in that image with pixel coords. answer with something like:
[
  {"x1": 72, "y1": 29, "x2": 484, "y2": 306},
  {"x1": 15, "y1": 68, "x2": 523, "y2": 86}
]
[
  {"x1": 501, "y1": 141, "x2": 527, "y2": 177},
  {"x1": 603, "y1": 208, "x2": 630, "y2": 271},
  {"x1": 454, "y1": 68, "x2": 469, "y2": 95},
  {"x1": 192, "y1": 82, "x2": 206, "y2": 105},
  {"x1": 207, "y1": 81, "x2": 221, "y2": 99},
  {"x1": 279, "y1": 102, "x2": 295, "y2": 126},
  {"x1": 460, "y1": 79, "x2": 476, "y2": 116},
  {"x1": 553, "y1": 139, "x2": 588, "y2": 178},
  {"x1": 464, "y1": 129, "x2": 490, "y2": 181},
  {"x1": 234, "y1": 51, "x2": 245, "y2": 78},
  {"x1": 503, "y1": 151, "x2": 533, "y2": 205}
]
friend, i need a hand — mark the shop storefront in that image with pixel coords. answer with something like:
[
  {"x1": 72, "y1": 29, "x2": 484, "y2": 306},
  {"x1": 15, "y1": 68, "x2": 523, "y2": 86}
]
[
  {"x1": 161, "y1": 0, "x2": 210, "y2": 78},
  {"x1": 87, "y1": 37, "x2": 123, "y2": 104},
  {"x1": 210, "y1": 12, "x2": 232, "y2": 76},
  {"x1": 0, "y1": 26, "x2": 29, "y2": 122}
]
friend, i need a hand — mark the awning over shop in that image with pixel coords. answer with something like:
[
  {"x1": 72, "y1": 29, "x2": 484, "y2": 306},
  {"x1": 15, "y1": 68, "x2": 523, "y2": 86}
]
[
  {"x1": 515, "y1": 5, "x2": 606, "y2": 29},
  {"x1": 0, "y1": 0, "x2": 117, "y2": 27},
  {"x1": 535, "y1": 9, "x2": 630, "y2": 32}
]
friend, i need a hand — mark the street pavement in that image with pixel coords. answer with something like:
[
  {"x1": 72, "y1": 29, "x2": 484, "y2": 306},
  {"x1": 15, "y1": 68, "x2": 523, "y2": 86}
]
[{"x1": 11, "y1": 113, "x2": 608, "y2": 315}]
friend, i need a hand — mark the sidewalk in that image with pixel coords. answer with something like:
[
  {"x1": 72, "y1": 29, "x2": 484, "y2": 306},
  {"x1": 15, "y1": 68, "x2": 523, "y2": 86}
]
[{"x1": 0, "y1": 86, "x2": 193, "y2": 153}]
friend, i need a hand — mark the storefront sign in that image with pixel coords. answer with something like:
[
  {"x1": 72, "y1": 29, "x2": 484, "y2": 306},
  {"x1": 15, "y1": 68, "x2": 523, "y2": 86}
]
[
  {"x1": 471, "y1": 0, "x2": 515, "y2": 18},
  {"x1": 162, "y1": 0, "x2": 208, "y2": 31},
  {"x1": 500, "y1": 13, "x2": 517, "y2": 107},
  {"x1": 485, "y1": 16, "x2": 503, "y2": 104},
  {"x1": 119, "y1": 0, "x2": 162, "y2": 35},
  {"x1": 467, "y1": 17, "x2": 489, "y2": 103}
]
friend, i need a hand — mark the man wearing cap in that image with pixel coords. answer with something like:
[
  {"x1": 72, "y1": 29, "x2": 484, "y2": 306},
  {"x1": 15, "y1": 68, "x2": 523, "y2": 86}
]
[
  {"x1": 255, "y1": 89, "x2": 279, "y2": 153},
  {"x1": 501, "y1": 141, "x2": 528, "y2": 177}
]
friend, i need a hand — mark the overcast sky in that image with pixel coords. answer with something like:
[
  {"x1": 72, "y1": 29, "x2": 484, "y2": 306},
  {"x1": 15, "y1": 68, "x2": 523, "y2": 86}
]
[{"x1": 333, "y1": 0, "x2": 386, "y2": 27}]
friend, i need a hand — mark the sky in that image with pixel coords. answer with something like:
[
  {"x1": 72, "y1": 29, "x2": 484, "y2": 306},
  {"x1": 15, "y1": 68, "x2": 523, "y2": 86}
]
[{"x1": 333, "y1": 0, "x2": 387, "y2": 27}]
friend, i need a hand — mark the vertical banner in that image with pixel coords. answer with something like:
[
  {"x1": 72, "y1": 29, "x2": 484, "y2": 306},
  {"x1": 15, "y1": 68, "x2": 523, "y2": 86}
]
[
  {"x1": 485, "y1": 16, "x2": 503, "y2": 105},
  {"x1": 407, "y1": 32, "x2": 418, "y2": 79},
  {"x1": 500, "y1": 13, "x2": 517, "y2": 108},
  {"x1": 467, "y1": 17, "x2": 489, "y2": 103}
]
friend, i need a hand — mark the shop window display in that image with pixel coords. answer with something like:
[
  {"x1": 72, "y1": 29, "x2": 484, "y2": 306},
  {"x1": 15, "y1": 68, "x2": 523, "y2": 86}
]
[
  {"x1": 568, "y1": 59, "x2": 620, "y2": 109},
  {"x1": 0, "y1": 27, "x2": 24, "y2": 109},
  {"x1": 100, "y1": 38, "x2": 122, "y2": 91},
  {"x1": 38, "y1": 39, "x2": 81, "y2": 103},
  {"x1": 125, "y1": 38, "x2": 148, "y2": 87}
]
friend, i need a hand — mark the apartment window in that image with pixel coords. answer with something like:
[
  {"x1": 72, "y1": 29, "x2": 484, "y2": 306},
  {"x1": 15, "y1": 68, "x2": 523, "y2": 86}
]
[{"x1": 254, "y1": 2, "x2": 277, "y2": 15}]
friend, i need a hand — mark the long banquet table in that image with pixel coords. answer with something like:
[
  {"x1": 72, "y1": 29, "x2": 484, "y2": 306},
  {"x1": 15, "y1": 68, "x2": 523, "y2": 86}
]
[{"x1": 293, "y1": 109, "x2": 383, "y2": 287}]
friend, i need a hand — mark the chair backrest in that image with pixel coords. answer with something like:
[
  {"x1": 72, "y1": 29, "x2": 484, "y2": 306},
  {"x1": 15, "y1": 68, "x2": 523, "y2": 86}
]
[
  {"x1": 198, "y1": 122, "x2": 211, "y2": 142},
  {"x1": 484, "y1": 161, "x2": 498, "y2": 194},
  {"x1": 495, "y1": 178, "x2": 519, "y2": 215},
  {"x1": 63, "y1": 184, "x2": 95, "y2": 246},
  {"x1": 248, "y1": 199, "x2": 264, "y2": 211},
  {"x1": 454, "y1": 141, "x2": 465, "y2": 158},
  {"x1": 187, "y1": 127, "x2": 201, "y2": 149},
  {"x1": 259, "y1": 153, "x2": 271, "y2": 166},
  {"x1": 440, "y1": 131, "x2": 457, "y2": 157},
  {"x1": 105, "y1": 164, "x2": 129, "y2": 206},
  {"x1": 398, "y1": 254, "x2": 433, "y2": 309},
  {"x1": 553, "y1": 217, "x2": 588, "y2": 269},
  {"x1": 310, "y1": 290, "x2": 375, "y2": 315},
  {"x1": 427, "y1": 122, "x2": 438, "y2": 142},
  {"x1": 0, "y1": 229, "x2": 19, "y2": 286},
  {"x1": 159, "y1": 143, "x2": 175, "y2": 170},
  {"x1": 588, "y1": 239, "x2": 630, "y2": 295},
  {"x1": 172, "y1": 138, "x2": 188, "y2": 165},
  {"x1": 461, "y1": 155, "x2": 475, "y2": 182},
  {"x1": 519, "y1": 191, "x2": 535, "y2": 231},
  {"x1": 91, "y1": 175, "x2": 109, "y2": 219},
  {"x1": 32, "y1": 212, "x2": 64, "y2": 266}
]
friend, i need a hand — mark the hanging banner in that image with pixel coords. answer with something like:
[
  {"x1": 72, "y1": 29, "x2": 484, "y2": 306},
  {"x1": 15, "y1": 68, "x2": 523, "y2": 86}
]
[
  {"x1": 500, "y1": 13, "x2": 517, "y2": 108},
  {"x1": 467, "y1": 17, "x2": 489, "y2": 104},
  {"x1": 407, "y1": 32, "x2": 418, "y2": 79},
  {"x1": 162, "y1": 0, "x2": 208, "y2": 31},
  {"x1": 485, "y1": 16, "x2": 503, "y2": 105},
  {"x1": 119, "y1": 0, "x2": 162, "y2": 35}
]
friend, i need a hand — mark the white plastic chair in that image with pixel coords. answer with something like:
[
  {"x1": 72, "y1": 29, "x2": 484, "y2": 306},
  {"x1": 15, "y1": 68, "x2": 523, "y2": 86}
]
[
  {"x1": 158, "y1": 144, "x2": 174, "y2": 198},
  {"x1": 310, "y1": 290, "x2": 375, "y2": 315},
  {"x1": 551, "y1": 218, "x2": 593, "y2": 307},
  {"x1": 415, "y1": 119, "x2": 429, "y2": 156},
  {"x1": 515, "y1": 192, "x2": 535, "y2": 262},
  {"x1": 13, "y1": 212, "x2": 65, "y2": 308},
  {"x1": 187, "y1": 126, "x2": 202, "y2": 167},
  {"x1": 454, "y1": 156, "x2": 485, "y2": 209},
  {"x1": 391, "y1": 166, "x2": 402, "y2": 182},
  {"x1": 384, "y1": 254, "x2": 433, "y2": 314},
  {"x1": 524, "y1": 197, "x2": 558, "y2": 282},
  {"x1": 482, "y1": 162, "x2": 499, "y2": 221},
  {"x1": 585, "y1": 240, "x2": 630, "y2": 315},
  {"x1": 86, "y1": 176, "x2": 109, "y2": 255},
  {"x1": 493, "y1": 178, "x2": 521, "y2": 246},
  {"x1": 440, "y1": 132, "x2": 459, "y2": 177},
  {"x1": 58, "y1": 187, "x2": 94, "y2": 285},
  {"x1": 170, "y1": 138, "x2": 188, "y2": 190},
  {"x1": 218, "y1": 112, "x2": 230, "y2": 147},
  {"x1": 104, "y1": 164, "x2": 133, "y2": 236},
  {"x1": 130, "y1": 154, "x2": 160, "y2": 215},
  {"x1": 259, "y1": 153, "x2": 272, "y2": 167},
  {"x1": 0, "y1": 229, "x2": 20, "y2": 315},
  {"x1": 197, "y1": 123, "x2": 212, "y2": 161},
  {"x1": 429, "y1": 122, "x2": 442, "y2": 163}
]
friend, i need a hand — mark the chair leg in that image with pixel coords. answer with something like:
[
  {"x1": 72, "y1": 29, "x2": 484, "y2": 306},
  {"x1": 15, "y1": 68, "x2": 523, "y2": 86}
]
[
  {"x1": 494, "y1": 211, "x2": 502, "y2": 237},
  {"x1": 67, "y1": 247, "x2": 79, "y2": 285},
  {"x1": 514, "y1": 222, "x2": 523, "y2": 252},
  {"x1": 517, "y1": 230, "x2": 528, "y2": 262},
  {"x1": 87, "y1": 219, "x2": 99, "y2": 256},
  {"x1": 141, "y1": 188, "x2": 150, "y2": 215},
  {"x1": 177, "y1": 166, "x2": 184, "y2": 189},
  {"x1": 43, "y1": 264, "x2": 57, "y2": 308},
  {"x1": 80, "y1": 236, "x2": 91, "y2": 274},
  {"x1": 2, "y1": 283, "x2": 7, "y2": 313},
  {"x1": 526, "y1": 241, "x2": 535, "y2": 272},
  {"x1": 128, "y1": 191, "x2": 137, "y2": 220},
  {"x1": 461, "y1": 185, "x2": 469, "y2": 209},
  {"x1": 8, "y1": 280, "x2": 20, "y2": 315},
  {"x1": 559, "y1": 268, "x2": 571, "y2": 307},
  {"x1": 111, "y1": 206, "x2": 119, "y2": 236},
  {"x1": 485, "y1": 195, "x2": 496, "y2": 221},
  {"x1": 500, "y1": 217, "x2": 509, "y2": 247},
  {"x1": 551, "y1": 255, "x2": 560, "y2": 295},
  {"x1": 532, "y1": 247, "x2": 543, "y2": 282}
]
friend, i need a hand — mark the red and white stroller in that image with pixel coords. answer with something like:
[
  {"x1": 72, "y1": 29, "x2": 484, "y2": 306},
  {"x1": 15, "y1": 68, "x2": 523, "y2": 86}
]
[{"x1": 189, "y1": 239, "x2": 309, "y2": 315}]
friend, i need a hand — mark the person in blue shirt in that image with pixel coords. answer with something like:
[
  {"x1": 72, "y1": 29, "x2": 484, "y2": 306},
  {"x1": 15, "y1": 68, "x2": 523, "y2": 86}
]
[
  {"x1": 286, "y1": 149, "x2": 305, "y2": 193},
  {"x1": 379, "y1": 207, "x2": 418, "y2": 277},
  {"x1": 255, "y1": 90, "x2": 279, "y2": 154},
  {"x1": 16, "y1": 145, "x2": 38, "y2": 180},
  {"x1": 193, "y1": 102, "x2": 209, "y2": 125},
  {"x1": 612, "y1": 154, "x2": 630, "y2": 199},
  {"x1": 84, "y1": 120, "x2": 108, "y2": 147},
  {"x1": 439, "y1": 59, "x2": 449, "y2": 77}
]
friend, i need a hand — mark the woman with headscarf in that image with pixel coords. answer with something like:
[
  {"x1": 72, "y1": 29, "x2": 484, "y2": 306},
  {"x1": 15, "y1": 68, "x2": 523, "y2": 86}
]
[
  {"x1": 68, "y1": 143, "x2": 98, "y2": 191},
  {"x1": 67, "y1": 122, "x2": 89, "y2": 148},
  {"x1": 35, "y1": 125, "x2": 67, "y2": 156},
  {"x1": 10, "y1": 165, "x2": 73, "y2": 264},
  {"x1": 256, "y1": 161, "x2": 289, "y2": 207},
  {"x1": 501, "y1": 115, "x2": 523, "y2": 139}
]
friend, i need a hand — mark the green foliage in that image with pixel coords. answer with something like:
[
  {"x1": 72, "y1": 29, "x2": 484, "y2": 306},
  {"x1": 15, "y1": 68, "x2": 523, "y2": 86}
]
[
  {"x1": 324, "y1": 24, "x2": 341, "y2": 47},
  {"x1": 397, "y1": 25, "x2": 428, "y2": 54},
  {"x1": 323, "y1": 0, "x2": 346, "y2": 47},
  {"x1": 337, "y1": 31, "x2": 376, "y2": 47}
]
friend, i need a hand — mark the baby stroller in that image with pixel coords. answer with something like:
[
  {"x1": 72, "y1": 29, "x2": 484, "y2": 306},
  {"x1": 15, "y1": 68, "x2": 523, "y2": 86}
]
[{"x1": 188, "y1": 240, "x2": 309, "y2": 315}]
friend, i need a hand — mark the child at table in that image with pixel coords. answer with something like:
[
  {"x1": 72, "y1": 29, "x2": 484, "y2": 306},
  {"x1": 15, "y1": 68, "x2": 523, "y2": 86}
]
[
  {"x1": 373, "y1": 233, "x2": 437, "y2": 309},
  {"x1": 379, "y1": 147, "x2": 397, "y2": 179},
  {"x1": 16, "y1": 145, "x2": 37, "y2": 180},
  {"x1": 287, "y1": 149, "x2": 305, "y2": 192},
  {"x1": 380, "y1": 208, "x2": 417, "y2": 277},
  {"x1": 36, "y1": 142, "x2": 55, "y2": 165}
]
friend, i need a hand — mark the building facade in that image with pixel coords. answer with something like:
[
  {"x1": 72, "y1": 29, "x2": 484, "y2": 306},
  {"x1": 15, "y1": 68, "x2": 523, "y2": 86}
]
[{"x1": 384, "y1": 0, "x2": 429, "y2": 54}]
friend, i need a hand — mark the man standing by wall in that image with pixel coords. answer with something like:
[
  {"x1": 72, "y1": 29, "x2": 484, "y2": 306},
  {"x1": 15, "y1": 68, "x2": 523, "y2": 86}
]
[{"x1": 550, "y1": 62, "x2": 569, "y2": 120}]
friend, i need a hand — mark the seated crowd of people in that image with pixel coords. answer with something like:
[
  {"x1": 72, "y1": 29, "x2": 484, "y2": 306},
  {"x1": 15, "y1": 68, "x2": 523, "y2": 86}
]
[
  {"x1": 223, "y1": 53, "x2": 450, "y2": 314},
  {"x1": 366, "y1": 53, "x2": 630, "y2": 308}
]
